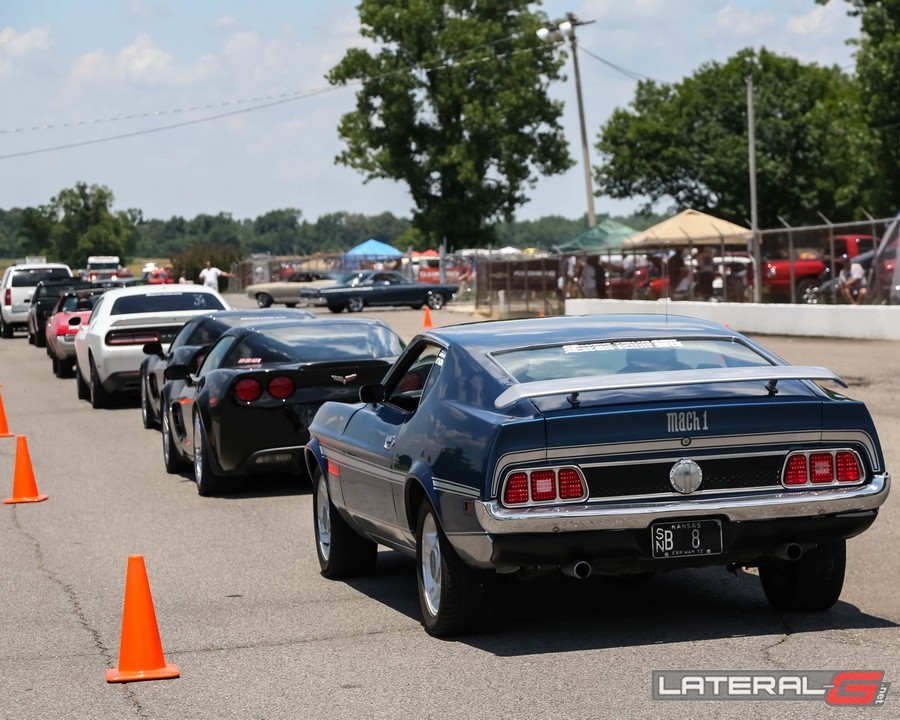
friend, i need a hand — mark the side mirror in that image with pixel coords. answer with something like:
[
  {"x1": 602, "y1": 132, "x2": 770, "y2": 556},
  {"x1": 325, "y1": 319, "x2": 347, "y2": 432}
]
[
  {"x1": 143, "y1": 341, "x2": 164, "y2": 357},
  {"x1": 164, "y1": 364, "x2": 191, "y2": 382},
  {"x1": 359, "y1": 384, "x2": 385, "y2": 404}
]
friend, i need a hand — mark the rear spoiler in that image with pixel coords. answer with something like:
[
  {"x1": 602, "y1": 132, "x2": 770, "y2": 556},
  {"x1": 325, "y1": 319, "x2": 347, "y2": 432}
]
[{"x1": 494, "y1": 365, "x2": 847, "y2": 409}]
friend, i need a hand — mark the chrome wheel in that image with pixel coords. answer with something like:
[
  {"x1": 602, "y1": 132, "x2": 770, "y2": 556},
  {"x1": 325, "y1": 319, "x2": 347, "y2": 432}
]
[
  {"x1": 315, "y1": 474, "x2": 333, "y2": 563},
  {"x1": 347, "y1": 296, "x2": 364, "y2": 313},
  {"x1": 426, "y1": 293, "x2": 445, "y2": 310},
  {"x1": 193, "y1": 414, "x2": 204, "y2": 483},
  {"x1": 419, "y1": 511, "x2": 442, "y2": 618},
  {"x1": 162, "y1": 411, "x2": 173, "y2": 466}
]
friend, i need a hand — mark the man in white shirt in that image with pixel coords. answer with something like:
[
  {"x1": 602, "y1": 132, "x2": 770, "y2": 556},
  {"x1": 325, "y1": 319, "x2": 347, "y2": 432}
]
[
  {"x1": 837, "y1": 256, "x2": 867, "y2": 305},
  {"x1": 198, "y1": 260, "x2": 231, "y2": 291}
]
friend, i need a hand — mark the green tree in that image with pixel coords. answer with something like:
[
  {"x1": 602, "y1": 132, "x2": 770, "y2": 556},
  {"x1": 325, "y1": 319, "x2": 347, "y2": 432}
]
[
  {"x1": 19, "y1": 182, "x2": 138, "y2": 268},
  {"x1": 820, "y1": 0, "x2": 900, "y2": 215},
  {"x1": 327, "y1": 0, "x2": 574, "y2": 249},
  {"x1": 594, "y1": 48, "x2": 876, "y2": 226}
]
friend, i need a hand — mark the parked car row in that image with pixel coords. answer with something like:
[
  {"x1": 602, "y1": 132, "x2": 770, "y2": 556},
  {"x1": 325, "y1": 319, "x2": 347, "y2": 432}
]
[{"x1": 4, "y1": 258, "x2": 891, "y2": 640}]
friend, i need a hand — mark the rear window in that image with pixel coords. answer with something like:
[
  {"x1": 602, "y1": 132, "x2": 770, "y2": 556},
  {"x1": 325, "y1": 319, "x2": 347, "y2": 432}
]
[
  {"x1": 11, "y1": 268, "x2": 72, "y2": 287},
  {"x1": 493, "y1": 339, "x2": 773, "y2": 383},
  {"x1": 227, "y1": 323, "x2": 403, "y2": 366},
  {"x1": 110, "y1": 292, "x2": 226, "y2": 315}
]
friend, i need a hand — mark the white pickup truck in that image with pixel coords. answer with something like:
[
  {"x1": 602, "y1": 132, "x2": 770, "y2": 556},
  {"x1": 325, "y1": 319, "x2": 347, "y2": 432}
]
[{"x1": 0, "y1": 261, "x2": 74, "y2": 338}]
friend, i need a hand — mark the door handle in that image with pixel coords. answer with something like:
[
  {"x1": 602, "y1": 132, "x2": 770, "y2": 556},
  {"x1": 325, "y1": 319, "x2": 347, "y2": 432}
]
[{"x1": 383, "y1": 434, "x2": 396, "y2": 450}]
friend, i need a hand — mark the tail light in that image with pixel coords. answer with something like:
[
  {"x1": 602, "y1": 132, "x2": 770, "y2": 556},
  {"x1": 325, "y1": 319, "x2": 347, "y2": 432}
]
[
  {"x1": 105, "y1": 330, "x2": 160, "y2": 346},
  {"x1": 234, "y1": 378, "x2": 262, "y2": 402},
  {"x1": 781, "y1": 450, "x2": 864, "y2": 487},
  {"x1": 4, "y1": 288, "x2": 10, "y2": 306},
  {"x1": 501, "y1": 466, "x2": 587, "y2": 506},
  {"x1": 268, "y1": 376, "x2": 294, "y2": 400}
]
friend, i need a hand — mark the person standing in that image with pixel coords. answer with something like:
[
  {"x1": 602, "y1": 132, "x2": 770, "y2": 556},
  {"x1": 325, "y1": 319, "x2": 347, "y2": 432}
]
[{"x1": 199, "y1": 260, "x2": 232, "y2": 291}]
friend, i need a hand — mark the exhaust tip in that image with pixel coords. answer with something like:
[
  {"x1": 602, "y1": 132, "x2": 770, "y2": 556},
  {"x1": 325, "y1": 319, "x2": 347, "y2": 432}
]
[
  {"x1": 769, "y1": 542, "x2": 803, "y2": 562},
  {"x1": 561, "y1": 560, "x2": 592, "y2": 580}
]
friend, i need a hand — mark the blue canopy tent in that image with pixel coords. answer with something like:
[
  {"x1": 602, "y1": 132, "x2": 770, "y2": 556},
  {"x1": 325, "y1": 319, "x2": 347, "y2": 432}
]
[{"x1": 341, "y1": 239, "x2": 404, "y2": 270}]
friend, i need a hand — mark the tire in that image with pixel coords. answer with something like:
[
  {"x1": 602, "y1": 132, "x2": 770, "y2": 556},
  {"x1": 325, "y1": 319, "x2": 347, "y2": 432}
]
[
  {"x1": 0, "y1": 318, "x2": 11, "y2": 339},
  {"x1": 794, "y1": 279, "x2": 819, "y2": 304},
  {"x1": 51, "y1": 354, "x2": 61, "y2": 378},
  {"x1": 415, "y1": 501, "x2": 495, "y2": 637},
  {"x1": 347, "y1": 296, "x2": 365, "y2": 313},
  {"x1": 256, "y1": 293, "x2": 273, "y2": 308},
  {"x1": 35, "y1": 329, "x2": 46, "y2": 348},
  {"x1": 162, "y1": 404, "x2": 190, "y2": 473},
  {"x1": 27, "y1": 330, "x2": 35, "y2": 345},
  {"x1": 193, "y1": 413, "x2": 224, "y2": 496},
  {"x1": 327, "y1": 304, "x2": 344, "y2": 314},
  {"x1": 75, "y1": 362, "x2": 90, "y2": 399},
  {"x1": 89, "y1": 358, "x2": 111, "y2": 409},
  {"x1": 284, "y1": 303, "x2": 297, "y2": 308},
  {"x1": 759, "y1": 538, "x2": 846, "y2": 611},
  {"x1": 313, "y1": 466, "x2": 377, "y2": 578},
  {"x1": 426, "y1": 293, "x2": 445, "y2": 310},
  {"x1": 140, "y1": 373, "x2": 157, "y2": 429}
]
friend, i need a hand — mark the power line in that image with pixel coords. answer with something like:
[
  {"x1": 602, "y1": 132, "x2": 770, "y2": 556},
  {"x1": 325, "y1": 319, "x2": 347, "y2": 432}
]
[{"x1": 578, "y1": 46, "x2": 663, "y2": 83}]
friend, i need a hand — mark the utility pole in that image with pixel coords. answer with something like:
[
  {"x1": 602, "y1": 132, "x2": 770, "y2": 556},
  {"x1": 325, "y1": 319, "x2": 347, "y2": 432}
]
[{"x1": 746, "y1": 75, "x2": 761, "y2": 303}]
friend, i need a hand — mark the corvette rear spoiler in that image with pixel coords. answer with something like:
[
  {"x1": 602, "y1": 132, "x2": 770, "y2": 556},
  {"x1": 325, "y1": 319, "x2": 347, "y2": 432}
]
[{"x1": 494, "y1": 365, "x2": 847, "y2": 409}]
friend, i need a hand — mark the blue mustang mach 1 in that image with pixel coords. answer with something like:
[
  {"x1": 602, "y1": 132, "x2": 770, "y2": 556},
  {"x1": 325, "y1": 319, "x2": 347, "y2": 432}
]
[{"x1": 305, "y1": 314, "x2": 891, "y2": 637}]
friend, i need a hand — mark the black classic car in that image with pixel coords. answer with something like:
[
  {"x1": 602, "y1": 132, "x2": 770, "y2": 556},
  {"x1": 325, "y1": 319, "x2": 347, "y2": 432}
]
[
  {"x1": 161, "y1": 317, "x2": 404, "y2": 495},
  {"x1": 305, "y1": 314, "x2": 890, "y2": 637},
  {"x1": 139, "y1": 307, "x2": 315, "y2": 429},
  {"x1": 300, "y1": 270, "x2": 458, "y2": 313}
]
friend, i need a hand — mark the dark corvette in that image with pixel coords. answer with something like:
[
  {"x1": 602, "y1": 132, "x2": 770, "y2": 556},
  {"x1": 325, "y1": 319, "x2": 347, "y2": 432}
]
[
  {"x1": 139, "y1": 307, "x2": 315, "y2": 429},
  {"x1": 305, "y1": 314, "x2": 890, "y2": 637},
  {"x1": 161, "y1": 317, "x2": 404, "y2": 495},
  {"x1": 300, "y1": 270, "x2": 458, "y2": 313}
]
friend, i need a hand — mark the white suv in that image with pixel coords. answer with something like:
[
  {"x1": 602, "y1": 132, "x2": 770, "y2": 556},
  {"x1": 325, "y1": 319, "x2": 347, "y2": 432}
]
[
  {"x1": 73, "y1": 283, "x2": 229, "y2": 408},
  {"x1": 1, "y1": 262, "x2": 74, "y2": 338}
]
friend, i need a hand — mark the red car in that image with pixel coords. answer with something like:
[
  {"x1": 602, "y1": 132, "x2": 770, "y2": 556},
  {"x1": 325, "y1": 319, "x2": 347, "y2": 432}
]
[{"x1": 45, "y1": 289, "x2": 106, "y2": 378}]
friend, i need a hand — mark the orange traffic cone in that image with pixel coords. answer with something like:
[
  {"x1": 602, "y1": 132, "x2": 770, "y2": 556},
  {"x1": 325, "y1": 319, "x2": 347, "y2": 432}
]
[
  {"x1": 3, "y1": 436, "x2": 47, "y2": 504},
  {"x1": 0, "y1": 390, "x2": 12, "y2": 437},
  {"x1": 423, "y1": 306, "x2": 434, "y2": 329},
  {"x1": 106, "y1": 555, "x2": 180, "y2": 683}
]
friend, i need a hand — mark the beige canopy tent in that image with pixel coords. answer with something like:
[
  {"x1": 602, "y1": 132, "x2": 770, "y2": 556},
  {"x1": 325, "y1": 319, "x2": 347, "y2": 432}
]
[{"x1": 622, "y1": 209, "x2": 751, "y2": 249}]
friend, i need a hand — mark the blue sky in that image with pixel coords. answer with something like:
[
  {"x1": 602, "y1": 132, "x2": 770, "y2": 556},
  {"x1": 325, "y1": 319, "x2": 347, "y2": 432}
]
[{"x1": 0, "y1": 1, "x2": 860, "y2": 226}]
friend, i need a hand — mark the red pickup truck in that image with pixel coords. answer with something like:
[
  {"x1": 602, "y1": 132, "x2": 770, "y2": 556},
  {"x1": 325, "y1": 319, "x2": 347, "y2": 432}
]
[{"x1": 762, "y1": 234, "x2": 876, "y2": 303}]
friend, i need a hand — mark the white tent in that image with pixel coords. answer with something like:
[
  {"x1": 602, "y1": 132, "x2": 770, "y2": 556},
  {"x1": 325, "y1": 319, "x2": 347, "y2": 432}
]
[{"x1": 622, "y1": 209, "x2": 751, "y2": 249}]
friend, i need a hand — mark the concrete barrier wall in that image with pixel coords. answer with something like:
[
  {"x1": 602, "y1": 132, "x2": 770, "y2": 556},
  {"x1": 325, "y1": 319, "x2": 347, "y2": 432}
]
[{"x1": 566, "y1": 298, "x2": 900, "y2": 340}]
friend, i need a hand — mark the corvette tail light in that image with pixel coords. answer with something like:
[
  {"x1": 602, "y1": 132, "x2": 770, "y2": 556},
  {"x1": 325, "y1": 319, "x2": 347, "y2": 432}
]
[
  {"x1": 501, "y1": 467, "x2": 587, "y2": 506},
  {"x1": 235, "y1": 378, "x2": 262, "y2": 402},
  {"x1": 781, "y1": 450, "x2": 864, "y2": 487},
  {"x1": 268, "y1": 376, "x2": 294, "y2": 400},
  {"x1": 106, "y1": 330, "x2": 160, "y2": 346}
]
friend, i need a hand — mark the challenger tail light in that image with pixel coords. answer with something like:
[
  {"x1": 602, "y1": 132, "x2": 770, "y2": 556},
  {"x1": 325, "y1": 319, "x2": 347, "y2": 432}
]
[
  {"x1": 781, "y1": 450, "x2": 863, "y2": 487},
  {"x1": 234, "y1": 376, "x2": 295, "y2": 403},
  {"x1": 501, "y1": 466, "x2": 587, "y2": 506},
  {"x1": 105, "y1": 330, "x2": 160, "y2": 346}
]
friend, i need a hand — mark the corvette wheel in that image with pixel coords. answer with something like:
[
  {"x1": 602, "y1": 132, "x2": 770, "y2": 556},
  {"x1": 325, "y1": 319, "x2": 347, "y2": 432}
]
[
  {"x1": 759, "y1": 539, "x2": 846, "y2": 611},
  {"x1": 75, "y1": 363, "x2": 90, "y2": 399},
  {"x1": 347, "y1": 296, "x2": 365, "y2": 313},
  {"x1": 89, "y1": 358, "x2": 111, "y2": 409},
  {"x1": 426, "y1": 293, "x2": 445, "y2": 310},
  {"x1": 313, "y1": 466, "x2": 377, "y2": 578},
  {"x1": 415, "y1": 501, "x2": 495, "y2": 637},
  {"x1": 140, "y1": 374, "x2": 157, "y2": 429},
  {"x1": 162, "y1": 406, "x2": 189, "y2": 473},
  {"x1": 193, "y1": 414, "x2": 224, "y2": 496},
  {"x1": 256, "y1": 293, "x2": 273, "y2": 308}
]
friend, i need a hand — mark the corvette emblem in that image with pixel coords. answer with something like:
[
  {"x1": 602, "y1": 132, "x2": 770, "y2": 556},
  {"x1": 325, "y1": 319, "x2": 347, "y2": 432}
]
[
  {"x1": 331, "y1": 374, "x2": 357, "y2": 385},
  {"x1": 669, "y1": 458, "x2": 703, "y2": 494}
]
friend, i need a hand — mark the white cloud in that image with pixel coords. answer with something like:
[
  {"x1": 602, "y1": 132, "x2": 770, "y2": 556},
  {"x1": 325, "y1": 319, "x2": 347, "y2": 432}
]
[
  {"x1": 715, "y1": 3, "x2": 777, "y2": 36},
  {"x1": 787, "y1": 2, "x2": 849, "y2": 37},
  {"x1": 0, "y1": 25, "x2": 53, "y2": 81},
  {"x1": 214, "y1": 16, "x2": 239, "y2": 31}
]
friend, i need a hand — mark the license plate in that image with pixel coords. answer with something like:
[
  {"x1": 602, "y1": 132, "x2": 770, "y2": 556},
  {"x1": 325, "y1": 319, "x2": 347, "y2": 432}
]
[{"x1": 651, "y1": 519, "x2": 723, "y2": 558}]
